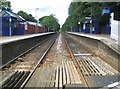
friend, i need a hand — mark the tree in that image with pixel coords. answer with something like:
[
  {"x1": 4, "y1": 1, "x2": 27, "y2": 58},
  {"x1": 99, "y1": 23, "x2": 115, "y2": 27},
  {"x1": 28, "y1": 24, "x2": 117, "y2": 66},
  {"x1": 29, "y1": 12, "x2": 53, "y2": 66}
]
[
  {"x1": 0, "y1": 1, "x2": 11, "y2": 11},
  {"x1": 17, "y1": 10, "x2": 37, "y2": 22},
  {"x1": 39, "y1": 14, "x2": 60, "y2": 31},
  {"x1": 61, "y1": 2, "x2": 120, "y2": 31}
]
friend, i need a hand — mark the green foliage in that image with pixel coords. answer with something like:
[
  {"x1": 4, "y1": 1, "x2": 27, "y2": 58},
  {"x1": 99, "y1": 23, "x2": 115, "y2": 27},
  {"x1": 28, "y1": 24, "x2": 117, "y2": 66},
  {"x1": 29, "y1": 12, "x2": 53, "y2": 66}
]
[
  {"x1": 39, "y1": 14, "x2": 60, "y2": 31},
  {"x1": 62, "y1": 2, "x2": 91, "y2": 31},
  {"x1": 0, "y1": 1, "x2": 11, "y2": 11},
  {"x1": 61, "y1": 2, "x2": 120, "y2": 31},
  {"x1": 17, "y1": 10, "x2": 37, "y2": 22}
]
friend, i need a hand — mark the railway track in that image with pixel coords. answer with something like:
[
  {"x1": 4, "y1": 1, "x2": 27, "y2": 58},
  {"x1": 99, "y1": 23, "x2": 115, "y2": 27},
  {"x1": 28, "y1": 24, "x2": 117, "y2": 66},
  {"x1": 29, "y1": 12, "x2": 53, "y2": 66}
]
[
  {"x1": 65, "y1": 33, "x2": 119, "y2": 88},
  {"x1": 0, "y1": 35, "x2": 52, "y2": 69},
  {"x1": 1, "y1": 34, "x2": 57, "y2": 88},
  {"x1": 0, "y1": 35, "x2": 56, "y2": 69},
  {"x1": 24, "y1": 33, "x2": 83, "y2": 88},
  {"x1": 1, "y1": 33, "x2": 119, "y2": 88}
]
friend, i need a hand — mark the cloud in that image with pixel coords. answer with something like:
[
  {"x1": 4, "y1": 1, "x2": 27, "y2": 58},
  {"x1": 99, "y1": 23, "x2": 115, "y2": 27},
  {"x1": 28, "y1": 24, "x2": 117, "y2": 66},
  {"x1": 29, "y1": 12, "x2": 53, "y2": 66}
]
[
  {"x1": 11, "y1": 0, "x2": 72, "y2": 26},
  {"x1": 38, "y1": 6, "x2": 52, "y2": 13}
]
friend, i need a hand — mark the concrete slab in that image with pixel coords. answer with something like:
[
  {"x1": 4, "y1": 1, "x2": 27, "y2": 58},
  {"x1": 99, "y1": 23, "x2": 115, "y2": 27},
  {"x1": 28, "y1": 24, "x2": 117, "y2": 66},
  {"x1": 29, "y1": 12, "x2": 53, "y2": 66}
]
[
  {"x1": 68, "y1": 32, "x2": 109, "y2": 40},
  {"x1": 64, "y1": 84, "x2": 87, "y2": 88},
  {"x1": 85, "y1": 75, "x2": 120, "y2": 87}
]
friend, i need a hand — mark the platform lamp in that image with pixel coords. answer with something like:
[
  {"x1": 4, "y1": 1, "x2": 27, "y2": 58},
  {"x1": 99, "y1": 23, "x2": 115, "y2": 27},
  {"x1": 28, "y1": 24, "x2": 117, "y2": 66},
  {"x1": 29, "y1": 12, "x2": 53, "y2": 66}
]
[
  {"x1": 35, "y1": 8, "x2": 39, "y2": 34},
  {"x1": 70, "y1": 27, "x2": 72, "y2": 32},
  {"x1": 90, "y1": 3, "x2": 93, "y2": 34},
  {"x1": 78, "y1": 22, "x2": 80, "y2": 32}
]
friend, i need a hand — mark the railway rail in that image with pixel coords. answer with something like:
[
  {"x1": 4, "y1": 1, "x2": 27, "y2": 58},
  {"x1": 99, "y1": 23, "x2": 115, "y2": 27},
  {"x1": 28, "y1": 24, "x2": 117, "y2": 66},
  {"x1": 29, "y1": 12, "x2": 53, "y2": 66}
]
[
  {"x1": 1, "y1": 38, "x2": 48, "y2": 69},
  {"x1": 1, "y1": 34, "x2": 57, "y2": 88},
  {"x1": 1, "y1": 32, "x2": 119, "y2": 88},
  {"x1": 0, "y1": 32, "x2": 55, "y2": 69},
  {"x1": 24, "y1": 33, "x2": 83, "y2": 88},
  {"x1": 64, "y1": 33, "x2": 119, "y2": 88}
]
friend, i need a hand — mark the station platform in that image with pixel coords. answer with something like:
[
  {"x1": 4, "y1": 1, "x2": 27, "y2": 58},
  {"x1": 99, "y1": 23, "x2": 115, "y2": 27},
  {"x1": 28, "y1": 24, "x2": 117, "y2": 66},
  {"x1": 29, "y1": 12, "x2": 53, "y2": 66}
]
[
  {"x1": 0, "y1": 32, "x2": 56, "y2": 67},
  {"x1": 68, "y1": 32, "x2": 120, "y2": 54},
  {"x1": 67, "y1": 32, "x2": 120, "y2": 88},
  {"x1": 0, "y1": 32, "x2": 55, "y2": 44}
]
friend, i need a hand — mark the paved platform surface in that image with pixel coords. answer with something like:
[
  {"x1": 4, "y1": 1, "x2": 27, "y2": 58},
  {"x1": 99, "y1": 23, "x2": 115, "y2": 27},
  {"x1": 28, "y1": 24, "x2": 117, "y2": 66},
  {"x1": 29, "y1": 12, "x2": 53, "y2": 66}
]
[
  {"x1": 0, "y1": 32, "x2": 54, "y2": 44},
  {"x1": 68, "y1": 32, "x2": 120, "y2": 53},
  {"x1": 85, "y1": 75, "x2": 120, "y2": 87}
]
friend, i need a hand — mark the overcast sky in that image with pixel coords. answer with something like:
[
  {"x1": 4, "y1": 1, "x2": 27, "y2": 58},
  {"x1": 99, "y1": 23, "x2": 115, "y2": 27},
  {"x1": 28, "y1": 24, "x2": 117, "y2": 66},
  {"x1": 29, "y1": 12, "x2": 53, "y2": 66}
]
[{"x1": 10, "y1": 0, "x2": 72, "y2": 26}]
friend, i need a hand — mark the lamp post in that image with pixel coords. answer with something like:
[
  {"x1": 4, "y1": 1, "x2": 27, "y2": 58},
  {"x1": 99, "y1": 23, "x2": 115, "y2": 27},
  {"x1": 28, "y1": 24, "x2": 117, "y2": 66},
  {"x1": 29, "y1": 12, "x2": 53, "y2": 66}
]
[
  {"x1": 90, "y1": 3, "x2": 93, "y2": 34},
  {"x1": 78, "y1": 22, "x2": 80, "y2": 32},
  {"x1": 35, "y1": 8, "x2": 39, "y2": 34},
  {"x1": 71, "y1": 27, "x2": 72, "y2": 32}
]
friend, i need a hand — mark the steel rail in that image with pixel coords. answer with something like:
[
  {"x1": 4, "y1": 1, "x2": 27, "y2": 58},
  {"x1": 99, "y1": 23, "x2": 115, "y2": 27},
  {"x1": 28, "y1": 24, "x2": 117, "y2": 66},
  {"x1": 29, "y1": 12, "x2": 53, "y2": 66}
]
[
  {"x1": 63, "y1": 33, "x2": 90, "y2": 89},
  {"x1": 1, "y1": 38, "x2": 49, "y2": 69},
  {"x1": 20, "y1": 37, "x2": 56, "y2": 89}
]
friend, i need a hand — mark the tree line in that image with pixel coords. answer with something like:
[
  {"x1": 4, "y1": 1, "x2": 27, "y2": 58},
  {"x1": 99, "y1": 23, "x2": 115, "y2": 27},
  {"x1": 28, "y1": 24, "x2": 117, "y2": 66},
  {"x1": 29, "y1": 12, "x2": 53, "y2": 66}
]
[
  {"x1": 17, "y1": 11, "x2": 60, "y2": 32},
  {"x1": 39, "y1": 14, "x2": 60, "y2": 31},
  {"x1": 0, "y1": 1, "x2": 60, "y2": 32},
  {"x1": 61, "y1": 2, "x2": 120, "y2": 31}
]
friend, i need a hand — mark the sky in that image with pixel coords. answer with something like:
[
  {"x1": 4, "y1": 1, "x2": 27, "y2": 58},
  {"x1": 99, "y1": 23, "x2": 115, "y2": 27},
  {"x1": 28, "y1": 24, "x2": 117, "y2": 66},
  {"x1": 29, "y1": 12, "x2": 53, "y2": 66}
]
[{"x1": 9, "y1": 0, "x2": 72, "y2": 26}]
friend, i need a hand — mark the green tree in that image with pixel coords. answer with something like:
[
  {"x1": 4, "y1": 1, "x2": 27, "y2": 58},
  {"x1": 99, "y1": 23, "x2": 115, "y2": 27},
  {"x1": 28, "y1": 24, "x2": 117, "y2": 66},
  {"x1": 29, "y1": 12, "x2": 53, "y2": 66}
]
[
  {"x1": 0, "y1": 1, "x2": 11, "y2": 11},
  {"x1": 39, "y1": 14, "x2": 60, "y2": 31},
  {"x1": 61, "y1": 2, "x2": 120, "y2": 31},
  {"x1": 17, "y1": 10, "x2": 37, "y2": 22}
]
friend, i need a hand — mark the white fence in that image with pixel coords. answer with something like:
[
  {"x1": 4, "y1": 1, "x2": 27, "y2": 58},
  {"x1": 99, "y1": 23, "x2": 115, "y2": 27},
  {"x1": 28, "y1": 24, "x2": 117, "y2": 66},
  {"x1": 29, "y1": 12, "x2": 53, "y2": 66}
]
[{"x1": 110, "y1": 13, "x2": 120, "y2": 43}]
